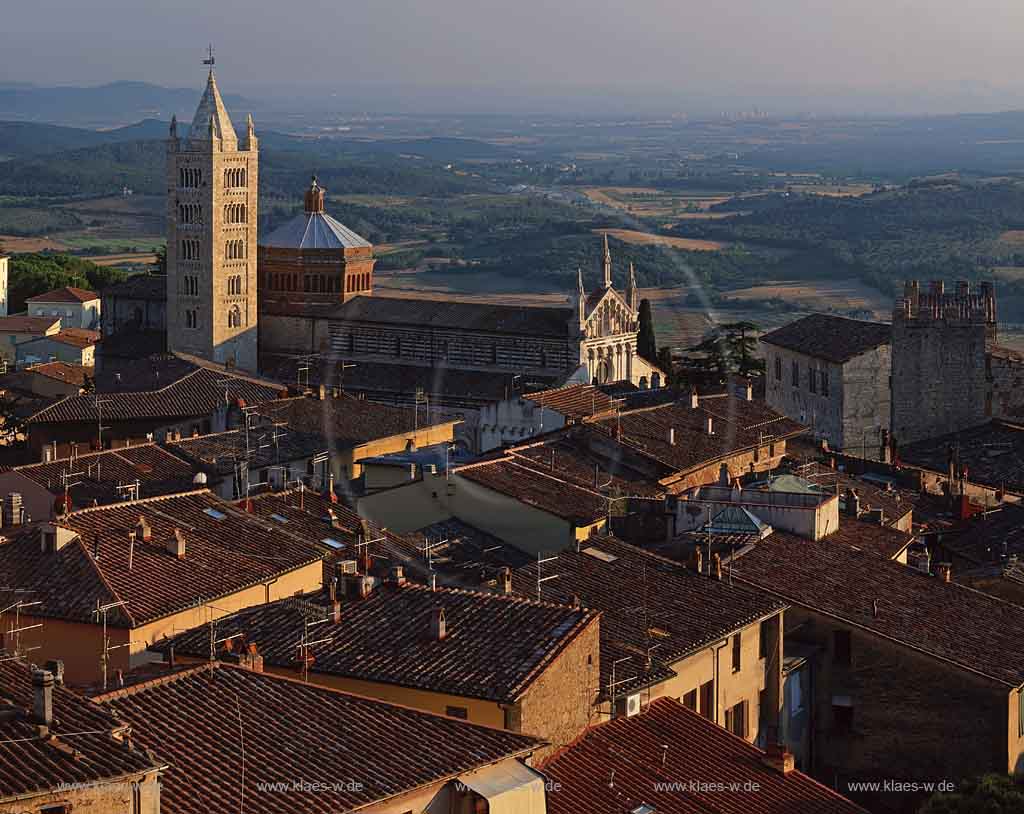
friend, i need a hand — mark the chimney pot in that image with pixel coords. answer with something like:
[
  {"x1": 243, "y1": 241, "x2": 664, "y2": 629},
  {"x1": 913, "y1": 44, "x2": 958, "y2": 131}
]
[
  {"x1": 330, "y1": 600, "x2": 341, "y2": 624},
  {"x1": 429, "y1": 607, "x2": 447, "y2": 641},
  {"x1": 762, "y1": 742, "x2": 795, "y2": 775},
  {"x1": 499, "y1": 566, "x2": 513, "y2": 595},
  {"x1": 937, "y1": 562, "x2": 952, "y2": 583},
  {"x1": 705, "y1": 416, "x2": 714, "y2": 435},
  {"x1": 32, "y1": 669, "x2": 54, "y2": 728},
  {"x1": 167, "y1": 528, "x2": 186, "y2": 559},
  {"x1": 689, "y1": 547, "x2": 704, "y2": 574},
  {"x1": 711, "y1": 552, "x2": 722, "y2": 581},
  {"x1": 43, "y1": 660, "x2": 64, "y2": 686},
  {"x1": 135, "y1": 515, "x2": 151, "y2": 542},
  {"x1": 689, "y1": 389, "x2": 699, "y2": 409},
  {"x1": 389, "y1": 565, "x2": 406, "y2": 587},
  {"x1": 668, "y1": 427, "x2": 676, "y2": 446}
]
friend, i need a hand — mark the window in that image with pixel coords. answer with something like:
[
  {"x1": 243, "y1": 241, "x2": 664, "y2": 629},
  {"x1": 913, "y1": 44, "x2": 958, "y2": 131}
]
[
  {"x1": 791, "y1": 360, "x2": 799, "y2": 387},
  {"x1": 725, "y1": 700, "x2": 748, "y2": 738},
  {"x1": 185, "y1": 309, "x2": 198, "y2": 329},
  {"x1": 699, "y1": 680, "x2": 714, "y2": 720},
  {"x1": 445, "y1": 705, "x2": 468, "y2": 719},
  {"x1": 821, "y1": 369, "x2": 830, "y2": 396},
  {"x1": 834, "y1": 630, "x2": 852, "y2": 667},
  {"x1": 732, "y1": 632, "x2": 741, "y2": 673},
  {"x1": 808, "y1": 366, "x2": 817, "y2": 393},
  {"x1": 759, "y1": 619, "x2": 770, "y2": 659},
  {"x1": 228, "y1": 275, "x2": 242, "y2": 296},
  {"x1": 682, "y1": 689, "x2": 697, "y2": 711},
  {"x1": 833, "y1": 702, "x2": 854, "y2": 735},
  {"x1": 774, "y1": 356, "x2": 781, "y2": 381},
  {"x1": 227, "y1": 306, "x2": 242, "y2": 329}
]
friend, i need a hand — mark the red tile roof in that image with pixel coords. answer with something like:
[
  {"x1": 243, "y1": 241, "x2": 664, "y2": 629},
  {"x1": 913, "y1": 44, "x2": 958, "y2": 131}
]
[
  {"x1": 13, "y1": 443, "x2": 198, "y2": 507},
  {"x1": 0, "y1": 658, "x2": 163, "y2": 801},
  {"x1": 43, "y1": 328, "x2": 99, "y2": 348},
  {"x1": 0, "y1": 491, "x2": 325, "y2": 627},
  {"x1": 592, "y1": 394, "x2": 805, "y2": 479},
  {"x1": 0, "y1": 315, "x2": 60, "y2": 334},
  {"x1": 760, "y1": 313, "x2": 891, "y2": 364},
  {"x1": 543, "y1": 697, "x2": 867, "y2": 814},
  {"x1": 524, "y1": 384, "x2": 622, "y2": 421},
  {"x1": 26, "y1": 286, "x2": 98, "y2": 303},
  {"x1": 731, "y1": 528, "x2": 1024, "y2": 686},
  {"x1": 95, "y1": 662, "x2": 541, "y2": 814},
  {"x1": 28, "y1": 361, "x2": 92, "y2": 387},
  {"x1": 512, "y1": 534, "x2": 785, "y2": 697},
  {"x1": 28, "y1": 362, "x2": 283, "y2": 424},
  {"x1": 456, "y1": 457, "x2": 610, "y2": 525},
  {"x1": 153, "y1": 582, "x2": 597, "y2": 703}
]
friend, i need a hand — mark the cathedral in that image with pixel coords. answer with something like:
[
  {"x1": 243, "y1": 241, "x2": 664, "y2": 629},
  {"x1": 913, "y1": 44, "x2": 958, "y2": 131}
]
[{"x1": 162, "y1": 67, "x2": 662, "y2": 394}]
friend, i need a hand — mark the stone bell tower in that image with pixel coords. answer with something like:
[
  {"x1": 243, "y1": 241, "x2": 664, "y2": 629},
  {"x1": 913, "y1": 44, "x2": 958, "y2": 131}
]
[{"x1": 166, "y1": 54, "x2": 259, "y2": 372}]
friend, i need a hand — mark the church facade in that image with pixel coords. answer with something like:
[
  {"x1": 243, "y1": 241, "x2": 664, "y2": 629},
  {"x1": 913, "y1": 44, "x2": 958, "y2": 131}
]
[{"x1": 165, "y1": 68, "x2": 259, "y2": 372}]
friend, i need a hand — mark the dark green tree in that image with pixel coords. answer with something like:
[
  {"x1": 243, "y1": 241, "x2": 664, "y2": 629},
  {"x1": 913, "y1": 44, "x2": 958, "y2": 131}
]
[
  {"x1": 919, "y1": 774, "x2": 1024, "y2": 813},
  {"x1": 636, "y1": 299, "x2": 657, "y2": 363},
  {"x1": 721, "y1": 321, "x2": 763, "y2": 377}
]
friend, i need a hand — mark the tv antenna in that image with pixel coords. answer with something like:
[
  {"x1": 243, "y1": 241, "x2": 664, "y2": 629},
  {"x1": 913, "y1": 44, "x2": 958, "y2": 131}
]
[
  {"x1": 536, "y1": 551, "x2": 559, "y2": 602},
  {"x1": 291, "y1": 612, "x2": 334, "y2": 683},
  {"x1": 94, "y1": 395, "x2": 111, "y2": 471},
  {"x1": 1, "y1": 598, "x2": 42, "y2": 661},
  {"x1": 93, "y1": 599, "x2": 129, "y2": 691}
]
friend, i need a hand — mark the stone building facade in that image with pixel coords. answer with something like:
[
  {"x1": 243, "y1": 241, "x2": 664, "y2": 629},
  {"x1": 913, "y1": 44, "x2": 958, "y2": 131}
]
[
  {"x1": 891, "y1": 280, "x2": 1024, "y2": 446},
  {"x1": 166, "y1": 68, "x2": 259, "y2": 371},
  {"x1": 761, "y1": 314, "x2": 891, "y2": 458}
]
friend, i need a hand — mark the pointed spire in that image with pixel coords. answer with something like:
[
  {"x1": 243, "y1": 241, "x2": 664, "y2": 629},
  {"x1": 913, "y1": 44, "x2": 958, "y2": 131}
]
[
  {"x1": 577, "y1": 268, "x2": 587, "y2": 327},
  {"x1": 189, "y1": 69, "x2": 237, "y2": 149},
  {"x1": 169, "y1": 114, "x2": 178, "y2": 139},
  {"x1": 243, "y1": 112, "x2": 257, "y2": 151},
  {"x1": 603, "y1": 233, "x2": 613, "y2": 289},
  {"x1": 627, "y1": 262, "x2": 639, "y2": 311}
]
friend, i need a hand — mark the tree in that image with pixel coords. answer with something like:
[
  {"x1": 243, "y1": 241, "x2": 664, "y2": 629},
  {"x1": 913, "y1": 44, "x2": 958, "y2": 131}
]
[
  {"x1": 919, "y1": 774, "x2": 1024, "y2": 813},
  {"x1": 636, "y1": 299, "x2": 657, "y2": 363},
  {"x1": 721, "y1": 321, "x2": 763, "y2": 378}
]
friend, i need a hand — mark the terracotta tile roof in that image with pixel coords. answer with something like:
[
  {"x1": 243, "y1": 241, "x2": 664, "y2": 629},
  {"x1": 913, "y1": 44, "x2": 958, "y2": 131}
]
[
  {"x1": 95, "y1": 662, "x2": 541, "y2": 814},
  {"x1": 329, "y1": 294, "x2": 574, "y2": 338},
  {"x1": 42, "y1": 328, "x2": 100, "y2": 348},
  {"x1": 456, "y1": 457, "x2": 610, "y2": 525},
  {"x1": 730, "y1": 528, "x2": 1024, "y2": 686},
  {"x1": 786, "y1": 463, "x2": 918, "y2": 529},
  {"x1": 27, "y1": 361, "x2": 92, "y2": 387},
  {"x1": 26, "y1": 286, "x2": 98, "y2": 303},
  {"x1": 0, "y1": 490, "x2": 325, "y2": 627},
  {"x1": 252, "y1": 394, "x2": 457, "y2": 449},
  {"x1": 760, "y1": 313, "x2": 891, "y2": 364},
  {"x1": 0, "y1": 657, "x2": 163, "y2": 801},
  {"x1": 815, "y1": 518, "x2": 914, "y2": 560},
  {"x1": 543, "y1": 697, "x2": 867, "y2": 814},
  {"x1": 0, "y1": 315, "x2": 60, "y2": 334},
  {"x1": 13, "y1": 443, "x2": 197, "y2": 507},
  {"x1": 506, "y1": 429, "x2": 668, "y2": 499},
  {"x1": 153, "y1": 582, "x2": 598, "y2": 703},
  {"x1": 512, "y1": 534, "x2": 785, "y2": 698},
  {"x1": 168, "y1": 427, "x2": 326, "y2": 475},
  {"x1": 944, "y1": 503, "x2": 1024, "y2": 567},
  {"x1": 28, "y1": 362, "x2": 284, "y2": 425},
  {"x1": 524, "y1": 383, "x2": 622, "y2": 421},
  {"x1": 592, "y1": 394, "x2": 805, "y2": 478},
  {"x1": 897, "y1": 420, "x2": 1024, "y2": 494}
]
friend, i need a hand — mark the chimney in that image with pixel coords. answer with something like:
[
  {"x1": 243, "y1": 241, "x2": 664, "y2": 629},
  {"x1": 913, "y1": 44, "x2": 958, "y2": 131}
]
[
  {"x1": 328, "y1": 576, "x2": 338, "y2": 603},
  {"x1": 844, "y1": 488, "x2": 861, "y2": 518},
  {"x1": 317, "y1": 384, "x2": 326, "y2": 400},
  {"x1": 167, "y1": 644, "x2": 176, "y2": 670},
  {"x1": 240, "y1": 642, "x2": 263, "y2": 673},
  {"x1": 167, "y1": 528, "x2": 186, "y2": 559},
  {"x1": 936, "y1": 562, "x2": 952, "y2": 583},
  {"x1": 499, "y1": 566, "x2": 513, "y2": 595},
  {"x1": 429, "y1": 607, "x2": 447, "y2": 641},
  {"x1": 718, "y1": 463, "x2": 730, "y2": 486},
  {"x1": 43, "y1": 660, "x2": 64, "y2": 687},
  {"x1": 762, "y1": 742, "x2": 795, "y2": 775},
  {"x1": 330, "y1": 600, "x2": 341, "y2": 624},
  {"x1": 689, "y1": 389, "x2": 699, "y2": 409},
  {"x1": 711, "y1": 552, "x2": 722, "y2": 581},
  {"x1": 668, "y1": 427, "x2": 676, "y2": 446},
  {"x1": 389, "y1": 565, "x2": 406, "y2": 587},
  {"x1": 744, "y1": 380, "x2": 753, "y2": 401},
  {"x1": 128, "y1": 530, "x2": 136, "y2": 570},
  {"x1": 32, "y1": 668, "x2": 54, "y2": 728},
  {"x1": 689, "y1": 547, "x2": 704, "y2": 574},
  {"x1": 135, "y1": 515, "x2": 151, "y2": 542},
  {"x1": 705, "y1": 416, "x2": 714, "y2": 436}
]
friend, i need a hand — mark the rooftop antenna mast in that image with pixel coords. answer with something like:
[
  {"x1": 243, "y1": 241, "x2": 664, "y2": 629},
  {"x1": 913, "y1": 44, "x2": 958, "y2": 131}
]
[
  {"x1": 291, "y1": 612, "x2": 334, "y2": 683},
  {"x1": 536, "y1": 551, "x2": 559, "y2": 602},
  {"x1": 116, "y1": 480, "x2": 141, "y2": 502},
  {"x1": 337, "y1": 359, "x2": 355, "y2": 394},
  {"x1": 94, "y1": 395, "x2": 111, "y2": 478},
  {"x1": 310, "y1": 450, "x2": 330, "y2": 491},
  {"x1": 418, "y1": 535, "x2": 450, "y2": 572},
  {"x1": 1, "y1": 598, "x2": 42, "y2": 661},
  {"x1": 93, "y1": 599, "x2": 129, "y2": 691},
  {"x1": 414, "y1": 388, "x2": 428, "y2": 432}
]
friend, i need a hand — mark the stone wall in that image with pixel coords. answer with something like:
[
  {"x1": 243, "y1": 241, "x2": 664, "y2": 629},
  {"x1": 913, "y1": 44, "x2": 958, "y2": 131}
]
[
  {"x1": 0, "y1": 770, "x2": 162, "y2": 814},
  {"x1": 787, "y1": 605, "x2": 1016, "y2": 813}
]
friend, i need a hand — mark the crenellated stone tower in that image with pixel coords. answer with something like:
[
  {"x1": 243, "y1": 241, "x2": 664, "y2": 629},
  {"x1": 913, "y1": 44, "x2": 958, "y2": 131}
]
[{"x1": 166, "y1": 65, "x2": 259, "y2": 371}]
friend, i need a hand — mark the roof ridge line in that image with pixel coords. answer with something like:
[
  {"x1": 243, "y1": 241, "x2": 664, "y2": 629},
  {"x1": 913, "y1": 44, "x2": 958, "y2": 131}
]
[
  {"x1": 77, "y1": 535, "x2": 138, "y2": 627},
  {"x1": 66, "y1": 488, "x2": 213, "y2": 516}
]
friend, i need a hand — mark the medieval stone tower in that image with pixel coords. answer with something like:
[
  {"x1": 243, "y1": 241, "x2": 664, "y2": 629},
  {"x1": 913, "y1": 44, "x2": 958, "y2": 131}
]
[
  {"x1": 166, "y1": 67, "x2": 259, "y2": 372},
  {"x1": 891, "y1": 280, "x2": 997, "y2": 446}
]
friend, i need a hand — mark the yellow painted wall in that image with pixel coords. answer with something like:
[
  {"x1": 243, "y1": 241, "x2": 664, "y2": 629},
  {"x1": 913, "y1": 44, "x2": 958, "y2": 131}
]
[
  {"x1": 0, "y1": 769, "x2": 162, "y2": 814},
  {"x1": 336, "y1": 421, "x2": 458, "y2": 481}
]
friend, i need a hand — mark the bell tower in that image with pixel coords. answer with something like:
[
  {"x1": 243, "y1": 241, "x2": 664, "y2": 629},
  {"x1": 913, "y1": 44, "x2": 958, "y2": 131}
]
[{"x1": 166, "y1": 50, "x2": 259, "y2": 371}]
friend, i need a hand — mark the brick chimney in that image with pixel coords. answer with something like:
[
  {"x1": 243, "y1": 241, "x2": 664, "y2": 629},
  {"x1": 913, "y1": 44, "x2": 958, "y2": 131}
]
[
  {"x1": 330, "y1": 600, "x2": 341, "y2": 624},
  {"x1": 135, "y1": 515, "x2": 151, "y2": 542},
  {"x1": 711, "y1": 552, "x2": 722, "y2": 581},
  {"x1": 44, "y1": 660, "x2": 64, "y2": 686},
  {"x1": 167, "y1": 528, "x2": 186, "y2": 559},
  {"x1": 689, "y1": 547, "x2": 704, "y2": 575},
  {"x1": 499, "y1": 566, "x2": 513, "y2": 595},
  {"x1": 389, "y1": 565, "x2": 406, "y2": 587},
  {"x1": 240, "y1": 642, "x2": 263, "y2": 673},
  {"x1": 32, "y1": 668, "x2": 54, "y2": 728},
  {"x1": 762, "y1": 742, "x2": 795, "y2": 775},
  {"x1": 936, "y1": 562, "x2": 952, "y2": 583},
  {"x1": 429, "y1": 607, "x2": 447, "y2": 641}
]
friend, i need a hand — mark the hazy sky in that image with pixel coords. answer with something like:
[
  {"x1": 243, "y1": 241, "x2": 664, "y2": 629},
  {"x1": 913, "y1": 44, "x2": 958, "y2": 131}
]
[{"x1": 4, "y1": 0, "x2": 1024, "y2": 112}]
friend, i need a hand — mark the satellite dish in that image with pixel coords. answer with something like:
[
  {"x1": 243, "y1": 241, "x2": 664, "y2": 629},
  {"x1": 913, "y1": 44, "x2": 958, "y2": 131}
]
[{"x1": 193, "y1": 472, "x2": 208, "y2": 485}]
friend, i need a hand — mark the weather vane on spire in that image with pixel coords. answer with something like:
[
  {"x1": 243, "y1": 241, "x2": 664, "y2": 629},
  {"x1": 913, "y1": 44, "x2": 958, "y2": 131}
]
[{"x1": 203, "y1": 44, "x2": 215, "y2": 69}]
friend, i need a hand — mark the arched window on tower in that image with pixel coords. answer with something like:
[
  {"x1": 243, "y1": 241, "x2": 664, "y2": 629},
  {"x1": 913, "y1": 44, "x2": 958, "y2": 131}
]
[{"x1": 227, "y1": 305, "x2": 242, "y2": 329}]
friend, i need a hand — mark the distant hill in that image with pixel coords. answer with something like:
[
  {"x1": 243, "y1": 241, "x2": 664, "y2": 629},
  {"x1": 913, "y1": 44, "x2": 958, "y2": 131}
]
[
  {"x1": 0, "y1": 119, "x2": 169, "y2": 160},
  {"x1": 0, "y1": 80, "x2": 253, "y2": 129},
  {"x1": 0, "y1": 139, "x2": 167, "y2": 196}
]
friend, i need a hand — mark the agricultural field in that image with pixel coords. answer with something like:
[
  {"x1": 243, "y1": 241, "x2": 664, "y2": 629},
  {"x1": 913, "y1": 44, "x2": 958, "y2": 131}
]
[
  {"x1": 593, "y1": 228, "x2": 726, "y2": 252},
  {"x1": 582, "y1": 186, "x2": 734, "y2": 219}
]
